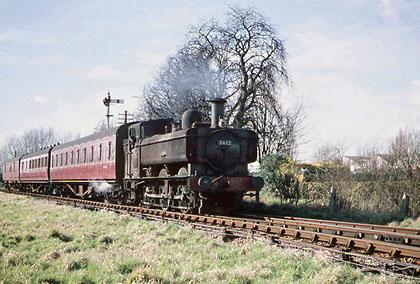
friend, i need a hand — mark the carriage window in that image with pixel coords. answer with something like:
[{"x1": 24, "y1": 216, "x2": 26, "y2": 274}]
[
  {"x1": 55, "y1": 154, "x2": 58, "y2": 167},
  {"x1": 45, "y1": 157, "x2": 47, "y2": 167},
  {"x1": 111, "y1": 142, "x2": 115, "y2": 159},
  {"x1": 76, "y1": 150, "x2": 80, "y2": 164},
  {"x1": 98, "y1": 143, "x2": 103, "y2": 161},
  {"x1": 83, "y1": 148, "x2": 87, "y2": 163},
  {"x1": 90, "y1": 146, "x2": 94, "y2": 162},
  {"x1": 108, "y1": 142, "x2": 111, "y2": 160}
]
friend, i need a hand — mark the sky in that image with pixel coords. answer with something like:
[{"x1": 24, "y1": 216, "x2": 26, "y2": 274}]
[{"x1": 1, "y1": 0, "x2": 419, "y2": 161}]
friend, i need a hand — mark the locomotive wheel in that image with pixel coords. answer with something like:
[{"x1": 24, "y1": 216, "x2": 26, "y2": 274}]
[
  {"x1": 159, "y1": 169, "x2": 170, "y2": 211},
  {"x1": 177, "y1": 168, "x2": 193, "y2": 214},
  {"x1": 116, "y1": 193, "x2": 127, "y2": 205},
  {"x1": 179, "y1": 189, "x2": 192, "y2": 214},
  {"x1": 159, "y1": 194, "x2": 170, "y2": 211},
  {"x1": 142, "y1": 189, "x2": 151, "y2": 208}
]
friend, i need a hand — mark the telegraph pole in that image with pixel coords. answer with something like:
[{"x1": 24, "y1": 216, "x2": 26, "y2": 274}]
[
  {"x1": 118, "y1": 111, "x2": 135, "y2": 125},
  {"x1": 103, "y1": 91, "x2": 124, "y2": 129}
]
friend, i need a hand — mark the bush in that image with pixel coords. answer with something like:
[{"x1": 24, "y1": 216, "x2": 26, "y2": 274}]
[{"x1": 260, "y1": 154, "x2": 302, "y2": 203}]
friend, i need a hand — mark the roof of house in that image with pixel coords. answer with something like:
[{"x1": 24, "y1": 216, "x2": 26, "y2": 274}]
[{"x1": 343, "y1": 156, "x2": 369, "y2": 163}]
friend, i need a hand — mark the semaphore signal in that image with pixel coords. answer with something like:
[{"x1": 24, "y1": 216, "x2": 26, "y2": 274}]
[{"x1": 103, "y1": 91, "x2": 124, "y2": 129}]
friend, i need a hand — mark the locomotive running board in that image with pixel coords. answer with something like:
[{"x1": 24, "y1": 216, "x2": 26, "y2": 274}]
[{"x1": 127, "y1": 176, "x2": 190, "y2": 181}]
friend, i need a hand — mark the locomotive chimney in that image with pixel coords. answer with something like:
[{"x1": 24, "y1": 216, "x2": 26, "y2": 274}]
[{"x1": 210, "y1": 98, "x2": 226, "y2": 128}]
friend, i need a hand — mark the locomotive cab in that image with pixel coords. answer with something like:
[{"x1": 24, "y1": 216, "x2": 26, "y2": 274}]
[{"x1": 124, "y1": 119, "x2": 174, "y2": 179}]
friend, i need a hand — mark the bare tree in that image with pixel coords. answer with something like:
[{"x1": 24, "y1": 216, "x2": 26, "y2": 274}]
[
  {"x1": 389, "y1": 128, "x2": 420, "y2": 172},
  {"x1": 313, "y1": 142, "x2": 347, "y2": 164},
  {"x1": 253, "y1": 100, "x2": 302, "y2": 160},
  {"x1": 140, "y1": 53, "x2": 217, "y2": 120},
  {"x1": 0, "y1": 128, "x2": 77, "y2": 161},
  {"x1": 94, "y1": 119, "x2": 111, "y2": 133},
  {"x1": 141, "y1": 6, "x2": 301, "y2": 156}
]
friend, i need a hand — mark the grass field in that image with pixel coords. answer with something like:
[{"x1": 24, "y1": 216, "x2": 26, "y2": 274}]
[{"x1": 0, "y1": 192, "x2": 413, "y2": 284}]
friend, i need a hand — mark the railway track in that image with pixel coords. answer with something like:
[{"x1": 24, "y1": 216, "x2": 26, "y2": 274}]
[
  {"x1": 237, "y1": 213, "x2": 420, "y2": 247},
  {"x1": 2, "y1": 188, "x2": 420, "y2": 280}
]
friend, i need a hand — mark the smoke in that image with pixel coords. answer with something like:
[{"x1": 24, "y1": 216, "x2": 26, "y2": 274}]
[
  {"x1": 141, "y1": 51, "x2": 227, "y2": 122},
  {"x1": 90, "y1": 181, "x2": 114, "y2": 194}
]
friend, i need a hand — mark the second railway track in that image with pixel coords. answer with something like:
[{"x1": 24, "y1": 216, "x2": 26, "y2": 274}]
[{"x1": 3, "y1": 188, "x2": 420, "y2": 280}]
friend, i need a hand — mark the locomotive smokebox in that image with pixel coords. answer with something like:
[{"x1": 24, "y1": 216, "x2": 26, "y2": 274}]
[{"x1": 210, "y1": 98, "x2": 226, "y2": 128}]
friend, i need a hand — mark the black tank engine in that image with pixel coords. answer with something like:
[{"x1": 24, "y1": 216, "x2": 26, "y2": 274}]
[{"x1": 123, "y1": 98, "x2": 263, "y2": 213}]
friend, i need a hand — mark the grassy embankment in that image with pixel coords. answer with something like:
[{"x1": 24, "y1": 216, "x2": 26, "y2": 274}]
[
  {"x1": 242, "y1": 191, "x2": 410, "y2": 225},
  {"x1": 0, "y1": 192, "x2": 413, "y2": 284}
]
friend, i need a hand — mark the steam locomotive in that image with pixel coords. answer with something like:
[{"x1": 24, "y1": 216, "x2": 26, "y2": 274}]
[{"x1": 2, "y1": 99, "x2": 263, "y2": 213}]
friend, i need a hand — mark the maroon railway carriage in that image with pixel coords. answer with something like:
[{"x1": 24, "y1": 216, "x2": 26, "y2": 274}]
[
  {"x1": 2, "y1": 157, "x2": 20, "y2": 189},
  {"x1": 49, "y1": 124, "x2": 132, "y2": 198},
  {"x1": 20, "y1": 148, "x2": 50, "y2": 184}
]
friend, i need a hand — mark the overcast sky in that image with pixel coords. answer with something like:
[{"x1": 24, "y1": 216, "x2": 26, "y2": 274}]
[{"x1": 1, "y1": 0, "x2": 419, "y2": 161}]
